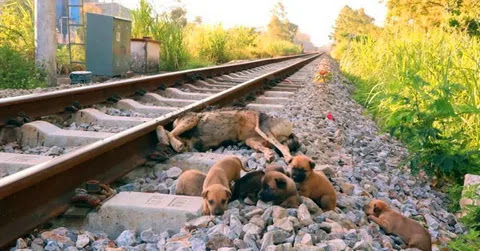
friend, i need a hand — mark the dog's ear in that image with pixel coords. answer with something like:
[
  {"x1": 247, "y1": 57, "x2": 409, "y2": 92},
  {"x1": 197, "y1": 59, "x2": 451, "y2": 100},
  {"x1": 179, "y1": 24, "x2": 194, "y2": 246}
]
[
  {"x1": 309, "y1": 159, "x2": 316, "y2": 169},
  {"x1": 287, "y1": 157, "x2": 294, "y2": 164},
  {"x1": 275, "y1": 178, "x2": 287, "y2": 189},
  {"x1": 225, "y1": 189, "x2": 232, "y2": 199},
  {"x1": 373, "y1": 203, "x2": 382, "y2": 215},
  {"x1": 202, "y1": 189, "x2": 209, "y2": 199}
]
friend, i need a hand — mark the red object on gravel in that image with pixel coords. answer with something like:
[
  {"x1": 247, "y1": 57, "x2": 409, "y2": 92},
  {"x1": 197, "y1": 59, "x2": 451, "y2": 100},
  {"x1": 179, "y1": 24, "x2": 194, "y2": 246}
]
[{"x1": 327, "y1": 112, "x2": 335, "y2": 121}]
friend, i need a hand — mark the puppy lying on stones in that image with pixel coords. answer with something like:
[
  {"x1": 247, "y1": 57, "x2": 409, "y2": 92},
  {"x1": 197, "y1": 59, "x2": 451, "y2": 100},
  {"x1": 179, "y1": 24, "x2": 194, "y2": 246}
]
[
  {"x1": 156, "y1": 109, "x2": 299, "y2": 163},
  {"x1": 176, "y1": 169, "x2": 206, "y2": 197},
  {"x1": 365, "y1": 199, "x2": 432, "y2": 251},
  {"x1": 202, "y1": 156, "x2": 250, "y2": 215},
  {"x1": 230, "y1": 164, "x2": 288, "y2": 203},
  {"x1": 259, "y1": 170, "x2": 301, "y2": 208},
  {"x1": 288, "y1": 155, "x2": 336, "y2": 211}
]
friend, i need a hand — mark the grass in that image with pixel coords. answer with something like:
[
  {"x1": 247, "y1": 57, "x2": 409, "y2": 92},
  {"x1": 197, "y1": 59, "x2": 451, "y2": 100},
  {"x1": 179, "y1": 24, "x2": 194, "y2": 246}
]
[
  {"x1": 333, "y1": 27, "x2": 480, "y2": 250},
  {"x1": 335, "y1": 29, "x2": 480, "y2": 182}
]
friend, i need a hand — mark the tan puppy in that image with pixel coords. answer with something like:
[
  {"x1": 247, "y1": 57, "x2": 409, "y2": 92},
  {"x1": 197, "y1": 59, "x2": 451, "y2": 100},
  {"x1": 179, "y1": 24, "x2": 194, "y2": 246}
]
[
  {"x1": 202, "y1": 156, "x2": 249, "y2": 215},
  {"x1": 176, "y1": 169, "x2": 206, "y2": 197},
  {"x1": 365, "y1": 200, "x2": 432, "y2": 251},
  {"x1": 288, "y1": 155, "x2": 336, "y2": 211},
  {"x1": 259, "y1": 171, "x2": 301, "y2": 208}
]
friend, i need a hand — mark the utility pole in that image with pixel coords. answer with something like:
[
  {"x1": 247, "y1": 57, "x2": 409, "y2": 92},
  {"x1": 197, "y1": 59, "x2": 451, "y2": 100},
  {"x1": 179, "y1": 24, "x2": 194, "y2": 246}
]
[{"x1": 35, "y1": 0, "x2": 57, "y2": 87}]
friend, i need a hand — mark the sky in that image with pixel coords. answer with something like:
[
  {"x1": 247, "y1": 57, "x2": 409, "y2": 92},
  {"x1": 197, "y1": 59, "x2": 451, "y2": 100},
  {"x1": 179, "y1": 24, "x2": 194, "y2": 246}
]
[{"x1": 117, "y1": 0, "x2": 387, "y2": 46}]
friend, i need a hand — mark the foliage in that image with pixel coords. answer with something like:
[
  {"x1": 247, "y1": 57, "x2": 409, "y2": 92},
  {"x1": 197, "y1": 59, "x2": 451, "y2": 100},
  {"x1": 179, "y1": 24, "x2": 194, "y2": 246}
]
[
  {"x1": 0, "y1": 45, "x2": 46, "y2": 89},
  {"x1": 386, "y1": 0, "x2": 480, "y2": 36},
  {"x1": 267, "y1": 2, "x2": 298, "y2": 42},
  {"x1": 337, "y1": 29, "x2": 480, "y2": 182},
  {"x1": 448, "y1": 184, "x2": 480, "y2": 250},
  {"x1": 0, "y1": 0, "x2": 35, "y2": 58},
  {"x1": 330, "y1": 5, "x2": 381, "y2": 58},
  {"x1": 152, "y1": 16, "x2": 189, "y2": 71},
  {"x1": 131, "y1": 0, "x2": 188, "y2": 70}
]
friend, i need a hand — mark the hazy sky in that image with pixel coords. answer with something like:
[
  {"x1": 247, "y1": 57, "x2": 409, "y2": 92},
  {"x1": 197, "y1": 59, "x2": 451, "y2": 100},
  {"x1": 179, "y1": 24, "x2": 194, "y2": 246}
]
[{"x1": 117, "y1": 0, "x2": 387, "y2": 46}]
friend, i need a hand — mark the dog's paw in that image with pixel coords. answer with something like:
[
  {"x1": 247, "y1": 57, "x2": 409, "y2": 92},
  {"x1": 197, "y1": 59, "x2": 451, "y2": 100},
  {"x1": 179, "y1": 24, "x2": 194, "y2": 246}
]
[
  {"x1": 156, "y1": 126, "x2": 170, "y2": 145},
  {"x1": 264, "y1": 150, "x2": 274, "y2": 162},
  {"x1": 367, "y1": 215, "x2": 375, "y2": 221},
  {"x1": 170, "y1": 138, "x2": 185, "y2": 152}
]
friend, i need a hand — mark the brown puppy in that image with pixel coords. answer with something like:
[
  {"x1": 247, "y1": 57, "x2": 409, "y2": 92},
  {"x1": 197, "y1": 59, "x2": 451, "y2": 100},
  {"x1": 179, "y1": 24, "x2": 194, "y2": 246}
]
[
  {"x1": 230, "y1": 164, "x2": 288, "y2": 203},
  {"x1": 364, "y1": 200, "x2": 432, "y2": 251},
  {"x1": 288, "y1": 155, "x2": 336, "y2": 211},
  {"x1": 259, "y1": 171, "x2": 300, "y2": 208},
  {"x1": 202, "y1": 156, "x2": 249, "y2": 215},
  {"x1": 176, "y1": 169, "x2": 206, "y2": 197}
]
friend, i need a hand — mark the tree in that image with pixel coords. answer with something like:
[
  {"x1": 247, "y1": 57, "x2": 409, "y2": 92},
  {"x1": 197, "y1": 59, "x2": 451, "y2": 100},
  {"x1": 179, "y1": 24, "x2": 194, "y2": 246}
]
[
  {"x1": 331, "y1": 6, "x2": 380, "y2": 44},
  {"x1": 169, "y1": 7, "x2": 187, "y2": 27},
  {"x1": 267, "y1": 1, "x2": 298, "y2": 42},
  {"x1": 386, "y1": 0, "x2": 480, "y2": 36}
]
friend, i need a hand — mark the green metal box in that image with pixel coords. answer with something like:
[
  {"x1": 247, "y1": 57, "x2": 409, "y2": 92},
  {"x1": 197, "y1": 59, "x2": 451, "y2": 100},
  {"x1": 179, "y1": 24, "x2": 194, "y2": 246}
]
[{"x1": 86, "y1": 13, "x2": 131, "y2": 76}]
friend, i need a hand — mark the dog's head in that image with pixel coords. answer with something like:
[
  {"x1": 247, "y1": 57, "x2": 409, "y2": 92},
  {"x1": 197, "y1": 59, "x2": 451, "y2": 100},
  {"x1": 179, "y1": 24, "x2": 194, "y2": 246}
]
[
  {"x1": 202, "y1": 184, "x2": 231, "y2": 216},
  {"x1": 259, "y1": 171, "x2": 295, "y2": 202},
  {"x1": 288, "y1": 155, "x2": 315, "y2": 183},
  {"x1": 265, "y1": 164, "x2": 288, "y2": 175},
  {"x1": 364, "y1": 199, "x2": 389, "y2": 217}
]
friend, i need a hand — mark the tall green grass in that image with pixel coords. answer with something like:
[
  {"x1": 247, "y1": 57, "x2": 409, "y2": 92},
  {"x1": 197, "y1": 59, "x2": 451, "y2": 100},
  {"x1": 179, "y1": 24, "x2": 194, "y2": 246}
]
[{"x1": 336, "y1": 29, "x2": 480, "y2": 181}]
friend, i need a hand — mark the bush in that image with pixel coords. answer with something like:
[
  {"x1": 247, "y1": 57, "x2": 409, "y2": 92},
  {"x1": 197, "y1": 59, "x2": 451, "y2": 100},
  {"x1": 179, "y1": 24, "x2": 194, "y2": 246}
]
[
  {"x1": 336, "y1": 29, "x2": 480, "y2": 182},
  {"x1": 0, "y1": 45, "x2": 46, "y2": 89}
]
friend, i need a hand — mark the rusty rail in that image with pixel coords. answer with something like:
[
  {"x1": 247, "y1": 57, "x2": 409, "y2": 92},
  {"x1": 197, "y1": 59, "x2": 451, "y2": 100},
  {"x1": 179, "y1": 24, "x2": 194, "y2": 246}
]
[
  {"x1": 0, "y1": 54, "x2": 312, "y2": 127},
  {"x1": 0, "y1": 53, "x2": 320, "y2": 247}
]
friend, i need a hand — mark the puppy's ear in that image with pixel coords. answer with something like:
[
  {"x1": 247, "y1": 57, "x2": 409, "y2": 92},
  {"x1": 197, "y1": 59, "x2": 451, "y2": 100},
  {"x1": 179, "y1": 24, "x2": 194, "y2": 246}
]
[
  {"x1": 202, "y1": 189, "x2": 209, "y2": 199},
  {"x1": 225, "y1": 189, "x2": 232, "y2": 199},
  {"x1": 373, "y1": 203, "x2": 382, "y2": 215},
  {"x1": 308, "y1": 159, "x2": 316, "y2": 169},
  {"x1": 275, "y1": 178, "x2": 287, "y2": 189}
]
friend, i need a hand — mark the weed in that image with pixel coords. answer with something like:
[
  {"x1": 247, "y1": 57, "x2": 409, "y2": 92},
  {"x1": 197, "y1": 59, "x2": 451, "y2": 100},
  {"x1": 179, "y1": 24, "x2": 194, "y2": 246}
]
[{"x1": 0, "y1": 45, "x2": 46, "y2": 89}]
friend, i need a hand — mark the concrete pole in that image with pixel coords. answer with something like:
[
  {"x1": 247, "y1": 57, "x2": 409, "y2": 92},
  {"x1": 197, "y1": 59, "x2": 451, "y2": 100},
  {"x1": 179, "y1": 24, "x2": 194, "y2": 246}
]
[{"x1": 35, "y1": 0, "x2": 57, "y2": 87}]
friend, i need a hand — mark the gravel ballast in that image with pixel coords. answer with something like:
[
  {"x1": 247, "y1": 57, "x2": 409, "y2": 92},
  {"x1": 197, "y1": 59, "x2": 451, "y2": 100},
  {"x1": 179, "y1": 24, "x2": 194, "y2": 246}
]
[{"x1": 9, "y1": 55, "x2": 462, "y2": 251}]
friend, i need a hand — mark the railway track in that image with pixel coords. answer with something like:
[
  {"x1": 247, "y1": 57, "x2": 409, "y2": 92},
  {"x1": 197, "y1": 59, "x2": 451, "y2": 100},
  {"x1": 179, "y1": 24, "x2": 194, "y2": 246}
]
[{"x1": 0, "y1": 53, "x2": 320, "y2": 248}]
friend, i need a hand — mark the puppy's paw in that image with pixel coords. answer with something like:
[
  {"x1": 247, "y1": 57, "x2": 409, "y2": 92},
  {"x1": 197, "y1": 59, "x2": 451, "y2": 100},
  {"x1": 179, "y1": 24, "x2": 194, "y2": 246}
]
[
  {"x1": 368, "y1": 215, "x2": 375, "y2": 221},
  {"x1": 202, "y1": 208, "x2": 210, "y2": 216}
]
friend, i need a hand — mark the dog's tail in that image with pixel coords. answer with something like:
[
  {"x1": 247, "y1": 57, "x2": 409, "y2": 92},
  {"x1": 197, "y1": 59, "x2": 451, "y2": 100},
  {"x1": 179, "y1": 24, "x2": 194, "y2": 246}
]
[{"x1": 234, "y1": 156, "x2": 253, "y2": 172}]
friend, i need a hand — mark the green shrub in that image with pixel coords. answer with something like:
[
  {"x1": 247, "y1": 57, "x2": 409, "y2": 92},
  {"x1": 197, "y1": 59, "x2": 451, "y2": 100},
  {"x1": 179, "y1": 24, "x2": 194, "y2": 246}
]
[
  {"x1": 0, "y1": 45, "x2": 46, "y2": 89},
  {"x1": 336, "y1": 29, "x2": 480, "y2": 181}
]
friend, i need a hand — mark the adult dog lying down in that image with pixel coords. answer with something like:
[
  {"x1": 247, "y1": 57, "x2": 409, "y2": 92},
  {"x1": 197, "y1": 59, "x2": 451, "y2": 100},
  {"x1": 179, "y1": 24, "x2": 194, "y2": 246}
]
[{"x1": 156, "y1": 109, "x2": 298, "y2": 162}]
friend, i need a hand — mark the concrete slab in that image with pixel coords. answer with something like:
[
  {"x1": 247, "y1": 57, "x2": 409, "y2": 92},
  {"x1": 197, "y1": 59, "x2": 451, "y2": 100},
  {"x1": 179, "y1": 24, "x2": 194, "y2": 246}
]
[
  {"x1": 163, "y1": 88, "x2": 209, "y2": 100},
  {"x1": 253, "y1": 96, "x2": 290, "y2": 105},
  {"x1": 21, "y1": 121, "x2": 114, "y2": 147},
  {"x1": 140, "y1": 93, "x2": 195, "y2": 107},
  {"x1": 204, "y1": 79, "x2": 237, "y2": 86},
  {"x1": 262, "y1": 91, "x2": 294, "y2": 98},
  {"x1": 86, "y1": 192, "x2": 203, "y2": 238},
  {"x1": 117, "y1": 99, "x2": 177, "y2": 116},
  {"x1": 246, "y1": 103, "x2": 284, "y2": 113},
  {"x1": 183, "y1": 84, "x2": 223, "y2": 93},
  {"x1": 270, "y1": 86, "x2": 299, "y2": 92},
  {"x1": 75, "y1": 108, "x2": 151, "y2": 128},
  {"x1": 459, "y1": 174, "x2": 480, "y2": 217},
  {"x1": 0, "y1": 152, "x2": 53, "y2": 175},
  {"x1": 277, "y1": 83, "x2": 303, "y2": 88},
  {"x1": 196, "y1": 80, "x2": 233, "y2": 88}
]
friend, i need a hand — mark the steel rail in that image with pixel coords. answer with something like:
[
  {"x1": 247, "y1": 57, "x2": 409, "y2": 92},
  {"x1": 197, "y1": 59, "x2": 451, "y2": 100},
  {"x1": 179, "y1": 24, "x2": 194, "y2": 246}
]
[
  {"x1": 0, "y1": 54, "x2": 313, "y2": 127},
  {"x1": 0, "y1": 53, "x2": 320, "y2": 248}
]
